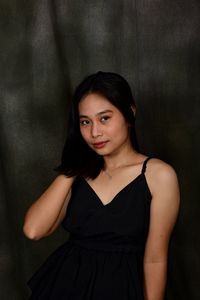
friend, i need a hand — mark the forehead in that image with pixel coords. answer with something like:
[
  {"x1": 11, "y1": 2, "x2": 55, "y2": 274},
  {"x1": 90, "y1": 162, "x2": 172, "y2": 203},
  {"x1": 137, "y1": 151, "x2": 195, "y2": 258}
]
[{"x1": 78, "y1": 93, "x2": 117, "y2": 114}]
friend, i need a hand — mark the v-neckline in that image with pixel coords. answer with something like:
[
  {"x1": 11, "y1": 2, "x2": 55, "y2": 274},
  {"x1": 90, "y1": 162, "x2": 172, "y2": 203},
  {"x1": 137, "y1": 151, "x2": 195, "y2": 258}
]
[{"x1": 81, "y1": 173, "x2": 144, "y2": 207}]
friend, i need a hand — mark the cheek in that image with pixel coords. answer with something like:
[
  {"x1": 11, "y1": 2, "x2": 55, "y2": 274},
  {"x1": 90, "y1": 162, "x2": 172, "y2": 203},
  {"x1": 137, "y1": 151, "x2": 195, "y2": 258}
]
[
  {"x1": 110, "y1": 118, "x2": 128, "y2": 134},
  {"x1": 110, "y1": 120, "x2": 129, "y2": 142},
  {"x1": 80, "y1": 127, "x2": 89, "y2": 141}
]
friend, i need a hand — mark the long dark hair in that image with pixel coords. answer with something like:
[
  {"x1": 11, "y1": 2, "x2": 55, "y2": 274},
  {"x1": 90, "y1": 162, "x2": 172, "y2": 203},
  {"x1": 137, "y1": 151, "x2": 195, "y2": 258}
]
[{"x1": 53, "y1": 71, "x2": 140, "y2": 179}]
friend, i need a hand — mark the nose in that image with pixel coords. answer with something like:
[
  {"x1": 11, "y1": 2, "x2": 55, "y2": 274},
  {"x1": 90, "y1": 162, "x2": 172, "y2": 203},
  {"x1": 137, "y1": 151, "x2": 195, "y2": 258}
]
[{"x1": 91, "y1": 122, "x2": 103, "y2": 138}]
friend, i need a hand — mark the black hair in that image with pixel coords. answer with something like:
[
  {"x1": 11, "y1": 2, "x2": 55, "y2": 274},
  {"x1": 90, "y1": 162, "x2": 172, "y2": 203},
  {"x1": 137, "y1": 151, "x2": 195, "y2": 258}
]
[{"x1": 53, "y1": 71, "x2": 140, "y2": 179}]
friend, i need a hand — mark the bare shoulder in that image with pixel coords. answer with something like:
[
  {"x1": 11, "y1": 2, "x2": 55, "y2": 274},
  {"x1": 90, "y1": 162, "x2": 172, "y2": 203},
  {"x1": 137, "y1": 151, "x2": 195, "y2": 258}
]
[
  {"x1": 145, "y1": 157, "x2": 180, "y2": 197},
  {"x1": 146, "y1": 157, "x2": 179, "y2": 182}
]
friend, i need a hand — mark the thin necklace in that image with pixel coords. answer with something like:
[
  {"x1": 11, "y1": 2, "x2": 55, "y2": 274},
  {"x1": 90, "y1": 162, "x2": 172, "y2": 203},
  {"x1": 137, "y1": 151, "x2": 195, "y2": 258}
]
[
  {"x1": 103, "y1": 163, "x2": 133, "y2": 180},
  {"x1": 103, "y1": 170, "x2": 112, "y2": 179},
  {"x1": 102, "y1": 155, "x2": 143, "y2": 180}
]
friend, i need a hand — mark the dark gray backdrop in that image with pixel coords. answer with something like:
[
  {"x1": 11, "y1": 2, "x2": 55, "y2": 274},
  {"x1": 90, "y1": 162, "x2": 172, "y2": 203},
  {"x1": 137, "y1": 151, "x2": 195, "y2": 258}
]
[{"x1": 0, "y1": 1, "x2": 199, "y2": 299}]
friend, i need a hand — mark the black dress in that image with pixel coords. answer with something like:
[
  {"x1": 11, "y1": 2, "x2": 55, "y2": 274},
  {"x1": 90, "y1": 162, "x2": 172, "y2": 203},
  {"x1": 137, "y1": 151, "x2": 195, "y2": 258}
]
[{"x1": 27, "y1": 156, "x2": 153, "y2": 299}]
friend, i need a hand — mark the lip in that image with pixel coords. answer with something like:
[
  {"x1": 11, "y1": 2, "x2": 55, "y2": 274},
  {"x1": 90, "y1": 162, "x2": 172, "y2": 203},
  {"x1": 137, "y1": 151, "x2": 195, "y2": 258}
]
[{"x1": 92, "y1": 141, "x2": 108, "y2": 149}]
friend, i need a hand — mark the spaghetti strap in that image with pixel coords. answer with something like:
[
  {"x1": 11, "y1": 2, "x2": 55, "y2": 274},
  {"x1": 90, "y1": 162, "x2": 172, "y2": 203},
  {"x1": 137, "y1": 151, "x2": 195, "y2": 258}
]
[{"x1": 141, "y1": 156, "x2": 154, "y2": 174}]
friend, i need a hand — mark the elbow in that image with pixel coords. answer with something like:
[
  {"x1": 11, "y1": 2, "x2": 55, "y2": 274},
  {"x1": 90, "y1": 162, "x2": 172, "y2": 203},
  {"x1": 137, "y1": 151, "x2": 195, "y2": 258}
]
[{"x1": 23, "y1": 221, "x2": 41, "y2": 241}]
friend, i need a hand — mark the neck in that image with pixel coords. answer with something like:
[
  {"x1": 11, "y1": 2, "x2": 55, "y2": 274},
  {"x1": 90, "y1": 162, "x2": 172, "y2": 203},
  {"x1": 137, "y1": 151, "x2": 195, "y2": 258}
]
[{"x1": 103, "y1": 147, "x2": 139, "y2": 172}]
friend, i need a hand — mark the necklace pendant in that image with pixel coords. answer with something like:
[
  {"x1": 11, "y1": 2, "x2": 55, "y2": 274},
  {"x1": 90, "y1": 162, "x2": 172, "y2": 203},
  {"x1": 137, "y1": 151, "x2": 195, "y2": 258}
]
[{"x1": 104, "y1": 170, "x2": 112, "y2": 179}]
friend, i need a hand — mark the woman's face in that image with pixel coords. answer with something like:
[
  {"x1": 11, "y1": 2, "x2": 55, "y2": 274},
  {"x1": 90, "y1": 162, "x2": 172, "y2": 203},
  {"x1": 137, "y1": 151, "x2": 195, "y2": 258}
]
[{"x1": 78, "y1": 93, "x2": 132, "y2": 156}]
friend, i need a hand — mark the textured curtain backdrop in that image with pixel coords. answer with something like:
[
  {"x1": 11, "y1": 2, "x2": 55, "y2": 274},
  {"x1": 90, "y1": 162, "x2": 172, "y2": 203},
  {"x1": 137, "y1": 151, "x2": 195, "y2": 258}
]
[{"x1": 0, "y1": 1, "x2": 199, "y2": 299}]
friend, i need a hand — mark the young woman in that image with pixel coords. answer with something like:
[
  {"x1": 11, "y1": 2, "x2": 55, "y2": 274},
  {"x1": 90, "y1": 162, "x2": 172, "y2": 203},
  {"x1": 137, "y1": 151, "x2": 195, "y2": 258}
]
[{"x1": 23, "y1": 71, "x2": 180, "y2": 300}]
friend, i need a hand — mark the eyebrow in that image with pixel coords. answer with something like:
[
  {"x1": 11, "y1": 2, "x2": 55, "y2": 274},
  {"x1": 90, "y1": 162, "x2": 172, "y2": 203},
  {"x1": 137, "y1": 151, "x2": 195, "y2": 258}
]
[{"x1": 79, "y1": 109, "x2": 113, "y2": 118}]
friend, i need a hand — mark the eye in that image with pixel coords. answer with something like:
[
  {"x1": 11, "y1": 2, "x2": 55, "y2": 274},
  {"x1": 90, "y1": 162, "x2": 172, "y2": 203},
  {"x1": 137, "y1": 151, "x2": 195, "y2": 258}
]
[
  {"x1": 80, "y1": 119, "x2": 90, "y2": 126},
  {"x1": 100, "y1": 116, "x2": 110, "y2": 123}
]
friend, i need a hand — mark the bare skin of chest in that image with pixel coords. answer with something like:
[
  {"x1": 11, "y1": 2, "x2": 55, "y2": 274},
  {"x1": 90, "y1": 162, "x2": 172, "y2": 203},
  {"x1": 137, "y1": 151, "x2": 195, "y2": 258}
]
[{"x1": 85, "y1": 163, "x2": 146, "y2": 205}]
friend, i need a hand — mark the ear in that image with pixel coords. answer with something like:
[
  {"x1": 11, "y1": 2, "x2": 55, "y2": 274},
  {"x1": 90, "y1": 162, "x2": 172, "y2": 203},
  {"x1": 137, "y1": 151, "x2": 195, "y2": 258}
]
[{"x1": 130, "y1": 105, "x2": 136, "y2": 117}]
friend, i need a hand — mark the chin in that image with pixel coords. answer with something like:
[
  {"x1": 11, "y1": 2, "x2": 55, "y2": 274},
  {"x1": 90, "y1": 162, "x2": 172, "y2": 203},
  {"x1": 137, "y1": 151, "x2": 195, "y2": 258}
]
[
  {"x1": 91, "y1": 147, "x2": 110, "y2": 155},
  {"x1": 96, "y1": 149, "x2": 114, "y2": 157}
]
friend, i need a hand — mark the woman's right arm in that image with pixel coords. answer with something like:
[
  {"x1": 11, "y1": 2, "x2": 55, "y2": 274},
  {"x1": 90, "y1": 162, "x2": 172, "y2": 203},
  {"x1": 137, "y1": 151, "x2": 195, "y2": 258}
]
[{"x1": 23, "y1": 175, "x2": 76, "y2": 241}]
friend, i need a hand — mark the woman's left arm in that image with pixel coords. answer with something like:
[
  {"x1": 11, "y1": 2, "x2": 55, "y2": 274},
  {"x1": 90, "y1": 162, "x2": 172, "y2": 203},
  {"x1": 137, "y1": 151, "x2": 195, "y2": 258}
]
[{"x1": 143, "y1": 162, "x2": 180, "y2": 300}]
